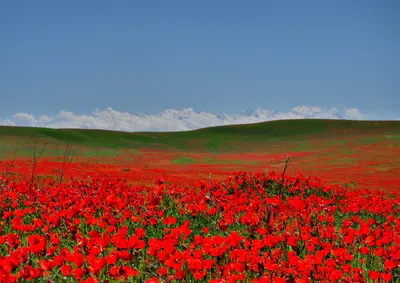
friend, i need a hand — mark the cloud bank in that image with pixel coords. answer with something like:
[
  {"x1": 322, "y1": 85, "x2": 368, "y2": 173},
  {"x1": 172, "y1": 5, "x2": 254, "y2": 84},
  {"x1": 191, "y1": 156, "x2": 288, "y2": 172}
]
[{"x1": 1, "y1": 105, "x2": 365, "y2": 132}]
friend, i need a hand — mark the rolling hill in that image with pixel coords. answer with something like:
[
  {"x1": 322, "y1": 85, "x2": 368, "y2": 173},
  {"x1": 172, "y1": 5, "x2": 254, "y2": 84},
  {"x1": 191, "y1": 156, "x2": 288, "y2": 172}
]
[{"x1": 0, "y1": 119, "x2": 399, "y2": 153}]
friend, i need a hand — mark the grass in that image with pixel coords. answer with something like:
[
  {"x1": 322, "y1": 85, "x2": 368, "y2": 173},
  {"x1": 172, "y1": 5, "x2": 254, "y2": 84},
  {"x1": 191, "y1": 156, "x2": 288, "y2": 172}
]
[
  {"x1": 384, "y1": 133, "x2": 400, "y2": 141},
  {"x1": 78, "y1": 148, "x2": 124, "y2": 157},
  {"x1": 291, "y1": 141, "x2": 309, "y2": 152},
  {"x1": 1, "y1": 119, "x2": 399, "y2": 154},
  {"x1": 200, "y1": 157, "x2": 244, "y2": 165},
  {"x1": 357, "y1": 137, "x2": 380, "y2": 145},
  {"x1": 172, "y1": 156, "x2": 197, "y2": 165}
]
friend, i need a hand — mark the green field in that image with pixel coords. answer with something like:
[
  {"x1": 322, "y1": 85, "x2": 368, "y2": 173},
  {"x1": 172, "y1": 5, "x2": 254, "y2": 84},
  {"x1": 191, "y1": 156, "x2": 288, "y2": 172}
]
[{"x1": 0, "y1": 119, "x2": 399, "y2": 155}]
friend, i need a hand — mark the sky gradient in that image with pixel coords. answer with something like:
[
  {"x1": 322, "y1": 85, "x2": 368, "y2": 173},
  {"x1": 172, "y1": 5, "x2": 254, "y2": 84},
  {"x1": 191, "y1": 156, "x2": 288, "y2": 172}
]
[{"x1": 1, "y1": 0, "x2": 399, "y2": 123}]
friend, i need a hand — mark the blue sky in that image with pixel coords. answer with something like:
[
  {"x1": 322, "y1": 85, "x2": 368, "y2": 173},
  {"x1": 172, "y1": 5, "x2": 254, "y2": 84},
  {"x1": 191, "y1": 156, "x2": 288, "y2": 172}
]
[{"x1": 1, "y1": 0, "x2": 399, "y2": 124}]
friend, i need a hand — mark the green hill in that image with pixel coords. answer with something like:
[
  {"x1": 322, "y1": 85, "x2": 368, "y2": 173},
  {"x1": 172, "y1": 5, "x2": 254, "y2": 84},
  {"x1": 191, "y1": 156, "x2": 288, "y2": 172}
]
[{"x1": 0, "y1": 119, "x2": 399, "y2": 153}]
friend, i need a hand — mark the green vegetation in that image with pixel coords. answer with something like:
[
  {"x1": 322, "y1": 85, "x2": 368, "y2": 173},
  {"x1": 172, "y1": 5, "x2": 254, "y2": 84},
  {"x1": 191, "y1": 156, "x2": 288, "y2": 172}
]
[
  {"x1": 172, "y1": 156, "x2": 197, "y2": 165},
  {"x1": 200, "y1": 157, "x2": 245, "y2": 165},
  {"x1": 291, "y1": 141, "x2": 309, "y2": 152},
  {"x1": 0, "y1": 119, "x2": 399, "y2": 154},
  {"x1": 357, "y1": 137, "x2": 380, "y2": 145},
  {"x1": 384, "y1": 133, "x2": 400, "y2": 141}
]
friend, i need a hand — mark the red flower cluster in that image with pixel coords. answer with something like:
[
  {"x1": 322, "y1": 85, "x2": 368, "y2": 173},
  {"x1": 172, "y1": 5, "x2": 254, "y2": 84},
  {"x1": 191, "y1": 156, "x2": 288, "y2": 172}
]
[{"x1": 0, "y1": 171, "x2": 399, "y2": 282}]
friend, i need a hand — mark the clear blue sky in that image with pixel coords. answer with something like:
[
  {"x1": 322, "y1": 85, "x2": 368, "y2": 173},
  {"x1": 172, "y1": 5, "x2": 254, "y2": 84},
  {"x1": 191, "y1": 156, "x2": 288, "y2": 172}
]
[{"x1": 1, "y1": 0, "x2": 399, "y2": 119}]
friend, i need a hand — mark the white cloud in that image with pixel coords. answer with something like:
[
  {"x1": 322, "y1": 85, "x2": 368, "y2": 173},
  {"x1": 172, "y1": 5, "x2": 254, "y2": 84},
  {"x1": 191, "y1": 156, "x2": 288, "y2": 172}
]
[
  {"x1": 1, "y1": 105, "x2": 367, "y2": 132},
  {"x1": 1, "y1": 119, "x2": 16, "y2": 126},
  {"x1": 292, "y1": 105, "x2": 322, "y2": 116},
  {"x1": 344, "y1": 108, "x2": 364, "y2": 120},
  {"x1": 38, "y1": 115, "x2": 51, "y2": 123},
  {"x1": 12, "y1": 113, "x2": 37, "y2": 124}
]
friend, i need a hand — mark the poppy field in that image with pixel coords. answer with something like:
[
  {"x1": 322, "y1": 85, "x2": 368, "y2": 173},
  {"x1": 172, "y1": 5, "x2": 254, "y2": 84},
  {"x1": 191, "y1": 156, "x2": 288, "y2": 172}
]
[
  {"x1": 1, "y1": 171, "x2": 399, "y2": 283},
  {"x1": 0, "y1": 120, "x2": 399, "y2": 282}
]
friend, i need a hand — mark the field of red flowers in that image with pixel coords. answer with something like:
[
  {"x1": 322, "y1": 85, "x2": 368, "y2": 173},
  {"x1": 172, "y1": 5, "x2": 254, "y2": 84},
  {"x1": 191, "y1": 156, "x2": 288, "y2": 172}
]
[
  {"x1": 1, "y1": 139, "x2": 399, "y2": 192},
  {"x1": 0, "y1": 123, "x2": 399, "y2": 282},
  {"x1": 0, "y1": 168, "x2": 399, "y2": 282}
]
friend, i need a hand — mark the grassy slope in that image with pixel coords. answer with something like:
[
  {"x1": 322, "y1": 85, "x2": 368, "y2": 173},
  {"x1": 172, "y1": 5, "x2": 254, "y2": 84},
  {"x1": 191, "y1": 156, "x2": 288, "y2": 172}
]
[{"x1": 0, "y1": 119, "x2": 399, "y2": 153}]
